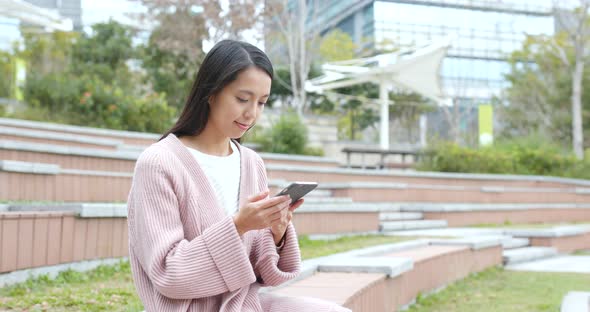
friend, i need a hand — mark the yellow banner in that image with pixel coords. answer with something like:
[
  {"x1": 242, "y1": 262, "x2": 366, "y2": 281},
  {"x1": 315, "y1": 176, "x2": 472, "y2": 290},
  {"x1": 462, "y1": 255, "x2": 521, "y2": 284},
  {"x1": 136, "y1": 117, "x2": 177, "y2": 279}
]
[{"x1": 479, "y1": 104, "x2": 493, "y2": 146}]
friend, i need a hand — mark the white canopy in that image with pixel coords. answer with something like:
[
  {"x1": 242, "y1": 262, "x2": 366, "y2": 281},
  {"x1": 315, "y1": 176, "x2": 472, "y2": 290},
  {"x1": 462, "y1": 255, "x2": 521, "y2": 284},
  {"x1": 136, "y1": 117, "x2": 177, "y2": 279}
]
[
  {"x1": 305, "y1": 38, "x2": 451, "y2": 149},
  {"x1": 0, "y1": 0, "x2": 73, "y2": 31}
]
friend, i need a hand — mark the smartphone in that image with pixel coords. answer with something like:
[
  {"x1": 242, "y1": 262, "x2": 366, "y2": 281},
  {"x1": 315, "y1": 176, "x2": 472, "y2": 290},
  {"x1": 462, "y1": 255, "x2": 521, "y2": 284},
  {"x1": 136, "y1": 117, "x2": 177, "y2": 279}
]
[{"x1": 274, "y1": 181, "x2": 318, "y2": 203}]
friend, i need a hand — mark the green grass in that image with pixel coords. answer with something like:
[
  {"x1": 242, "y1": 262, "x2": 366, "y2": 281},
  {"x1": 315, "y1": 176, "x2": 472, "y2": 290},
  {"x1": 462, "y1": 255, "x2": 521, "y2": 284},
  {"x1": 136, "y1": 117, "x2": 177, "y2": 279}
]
[
  {"x1": 407, "y1": 267, "x2": 590, "y2": 312},
  {"x1": 0, "y1": 235, "x2": 415, "y2": 311},
  {"x1": 4, "y1": 235, "x2": 589, "y2": 311},
  {"x1": 298, "y1": 234, "x2": 418, "y2": 260},
  {"x1": 573, "y1": 249, "x2": 590, "y2": 256},
  {"x1": 0, "y1": 261, "x2": 143, "y2": 312}
]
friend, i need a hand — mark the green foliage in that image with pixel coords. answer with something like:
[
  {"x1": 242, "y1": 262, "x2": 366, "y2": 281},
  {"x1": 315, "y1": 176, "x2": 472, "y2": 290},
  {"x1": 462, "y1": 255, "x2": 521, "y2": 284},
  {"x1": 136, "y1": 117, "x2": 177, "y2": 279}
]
[
  {"x1": 319, "y1": 29, "x2": 356, "y2": 62},
  {"x1": 139, "y1": 37, "x2": 197, "y2": 109},
  {"x1": 12, "y1": 21, "x2": 177, "y2": 133},
  {"x1": 263, "y1": 113, "x2": 308, "y2": 154},
  {"x1": 20, "y1": 73, "x2": 175, "y2": 133},
  {"x1": 417, "y1": 137, "x2": 590, "y2": 179},
  {"x1": 243, "y1": 113, "x2": 324, "y2": 156},
  {"x1": 499, "y1": 33, "x2": 590, "y2": 148},
  {"x1": 0, "y1": 51, "x2": 14, "y2": 98}
]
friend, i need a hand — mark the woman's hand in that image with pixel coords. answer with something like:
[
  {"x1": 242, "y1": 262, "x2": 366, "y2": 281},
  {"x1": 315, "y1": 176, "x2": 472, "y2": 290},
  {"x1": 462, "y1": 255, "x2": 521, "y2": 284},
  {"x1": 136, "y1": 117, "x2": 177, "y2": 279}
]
[
  {"x1": 232, "y1": 190, "x2": 292, "y2": 236},
  {"x1": 271, "y1": 198, "x2": 304, "y2": 245}
]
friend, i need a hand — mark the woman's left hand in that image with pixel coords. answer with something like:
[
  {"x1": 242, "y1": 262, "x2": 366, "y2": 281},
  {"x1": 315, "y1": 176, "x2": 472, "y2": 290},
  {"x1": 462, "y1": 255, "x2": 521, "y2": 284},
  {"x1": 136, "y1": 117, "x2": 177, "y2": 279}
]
[{"x1": 271, "y1": 198, "x2": 304, "y2": 245}]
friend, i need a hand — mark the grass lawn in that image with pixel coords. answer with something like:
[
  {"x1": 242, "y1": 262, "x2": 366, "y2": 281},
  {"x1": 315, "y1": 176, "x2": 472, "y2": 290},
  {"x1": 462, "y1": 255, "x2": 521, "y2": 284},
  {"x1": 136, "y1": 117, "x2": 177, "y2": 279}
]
[
  {"x1": 573, "y1": 249, "x2": 590, "y2": 256},
  {"x1": 407, "y1": 267, "x2": 590, "y2": 312},
  {"x1": 3, "y1": 235, "x2": 589, "y2": 311},
  {"x1": 0, "y1": 235, "x2": 415, "y2": 311}
]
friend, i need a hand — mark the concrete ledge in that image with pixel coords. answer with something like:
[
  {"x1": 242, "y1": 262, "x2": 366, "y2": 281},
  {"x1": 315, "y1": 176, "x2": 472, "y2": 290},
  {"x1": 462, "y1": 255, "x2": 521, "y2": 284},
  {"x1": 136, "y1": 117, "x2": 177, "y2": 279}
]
[
  {"x1": 505, "y1": 225, "x2": 590, "y2": 238},
  {"x1": 0, "y1": 160, "x2": 134, "y2": 178},
  {"x1": 0, "y1": 257, "x2": 128, "y2": 288},
  {"x1": 296, "y1": 202, "x2": 401, "y2": 213},
  {"x1": 259, "y1": 152, "x2": 339, "y2": 164},
  {"x1": 320, "y1": 181, "x2": 587, "y2": 195},
  {"x1": 264, "y1": 239, "x2": 431, "y2": 292},
  {"x1": 265, "y1": 163, "x2": 590, "y2": 187},
  {"x1": 0, "y1": 117, "x2": 158, "y2": 140},
  {"x1": 0, "y1": 126, "x2": 123, "y2": 146},
  {"x1": 399, "y1": 203, "x2": 590, "y2": 212},
  {"x1": 0, "y1": 160, "x2": 60, "y2": 174},
  {"x1": 6, "y1": 203, "x2": 127, "y2": 218},
  {"x1": 429, "y1": 235, "x2": 504, "y2": 250},
  {"x1": 561, "y1": 291, "x2": 590, "y2": 312},
  {"x1": 502, "y1": 247, "x2": 558, "y2": 265},
  {"x1": 317, "y1": 257, "x2": 413, "y2": 277},
  {"x1": 381, "y1": 220, "x2": 447, "y2": 231},
  {"x1": 0, "y1": 140, "x2": 141, "y2": 160}
]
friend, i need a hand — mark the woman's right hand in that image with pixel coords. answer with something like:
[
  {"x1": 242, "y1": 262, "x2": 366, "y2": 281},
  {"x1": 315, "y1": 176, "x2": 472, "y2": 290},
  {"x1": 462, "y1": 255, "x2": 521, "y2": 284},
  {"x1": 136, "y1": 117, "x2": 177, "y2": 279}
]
[{"x1": 232, "y1": 190, "x2": 292, "y2": 236}]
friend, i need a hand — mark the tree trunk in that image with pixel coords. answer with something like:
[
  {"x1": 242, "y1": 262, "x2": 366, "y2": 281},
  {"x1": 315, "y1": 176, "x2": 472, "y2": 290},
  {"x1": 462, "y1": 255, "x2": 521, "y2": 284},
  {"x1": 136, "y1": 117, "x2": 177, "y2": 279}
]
[{"x1": 572, "y1": 52, "x2": 585, "y2": 159}]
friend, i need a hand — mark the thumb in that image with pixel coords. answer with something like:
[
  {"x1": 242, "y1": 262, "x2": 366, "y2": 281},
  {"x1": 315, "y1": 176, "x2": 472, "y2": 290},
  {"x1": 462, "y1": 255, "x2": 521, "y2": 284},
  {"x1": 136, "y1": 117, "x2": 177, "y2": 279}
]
[{"x1": 248, "y1": 189, "x2": 269, "y2": 202}]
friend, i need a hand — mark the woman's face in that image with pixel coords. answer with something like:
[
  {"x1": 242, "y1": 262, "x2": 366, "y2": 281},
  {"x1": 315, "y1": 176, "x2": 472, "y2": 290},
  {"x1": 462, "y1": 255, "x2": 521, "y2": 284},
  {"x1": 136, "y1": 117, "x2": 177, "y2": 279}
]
[{"x1": 208, "y1": 66, "x2": 271, "y2": 139}]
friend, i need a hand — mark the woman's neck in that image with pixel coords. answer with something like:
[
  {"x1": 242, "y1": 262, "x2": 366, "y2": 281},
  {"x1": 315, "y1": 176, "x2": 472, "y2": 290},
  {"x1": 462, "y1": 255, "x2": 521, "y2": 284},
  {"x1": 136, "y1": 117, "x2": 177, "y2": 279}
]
[{"x1": 182, "y1": 127, "x2": 232, "y2": 156}]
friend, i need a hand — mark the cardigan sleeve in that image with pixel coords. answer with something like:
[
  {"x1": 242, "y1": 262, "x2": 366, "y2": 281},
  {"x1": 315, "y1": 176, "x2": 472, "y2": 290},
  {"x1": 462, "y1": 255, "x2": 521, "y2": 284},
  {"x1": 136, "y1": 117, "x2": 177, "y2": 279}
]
[
  {"x1": 127, "y1": 151, "x2": 256, "y2": 299},
  {"x1": 251, "y1": 154, "x2": 301, "y2": 286}
]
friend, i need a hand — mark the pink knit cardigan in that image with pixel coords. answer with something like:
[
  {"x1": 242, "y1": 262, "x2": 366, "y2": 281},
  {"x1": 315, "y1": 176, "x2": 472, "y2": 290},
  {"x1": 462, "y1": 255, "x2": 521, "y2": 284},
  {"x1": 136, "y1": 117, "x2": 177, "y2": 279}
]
[{"x1": 127, "y1": 134, "x2": 350, "y2": 312}]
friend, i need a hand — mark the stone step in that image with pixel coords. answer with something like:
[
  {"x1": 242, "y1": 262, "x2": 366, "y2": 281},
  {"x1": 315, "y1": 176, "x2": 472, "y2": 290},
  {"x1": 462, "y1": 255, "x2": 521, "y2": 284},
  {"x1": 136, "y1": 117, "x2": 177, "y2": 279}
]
[
  {"x1": 298, "y1": 202, "x2": 401, "y2": 213},
  {"x1": 502, "y1": 238, "x2": 530, "y2": 250},
  {"x1": 307, "y1": 189, "x2": 332, "y2": 197},
  {"x1": 380, "y1": 220, "x2": 448, "y2": 232},
  {"x1": 503, "y1": 247, "x2": 558, "y2": 265},
  {"x1": 560, "y1": 291, "x2": 590, "y2": 312},
  {"x1": 302, "y1": 197, "x2": 353, "y2": 203},
  {"x1": 379, "y1": 212, "x2": 423, "y2": 221}
]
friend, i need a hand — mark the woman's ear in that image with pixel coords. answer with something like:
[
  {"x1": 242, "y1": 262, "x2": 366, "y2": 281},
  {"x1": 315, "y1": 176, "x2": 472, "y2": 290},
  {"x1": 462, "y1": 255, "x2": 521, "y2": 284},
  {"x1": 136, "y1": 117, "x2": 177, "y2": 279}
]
[{"x1": 208, "y1": 94, "x2": 216, "y2": 107}]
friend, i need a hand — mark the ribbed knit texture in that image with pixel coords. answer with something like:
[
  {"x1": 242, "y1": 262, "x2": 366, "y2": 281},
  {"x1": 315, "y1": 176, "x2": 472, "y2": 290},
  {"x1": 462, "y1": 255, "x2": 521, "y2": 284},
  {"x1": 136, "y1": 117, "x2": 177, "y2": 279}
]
[{"x1": 127, "y1": 134, "x2": 351, "y2": 312}]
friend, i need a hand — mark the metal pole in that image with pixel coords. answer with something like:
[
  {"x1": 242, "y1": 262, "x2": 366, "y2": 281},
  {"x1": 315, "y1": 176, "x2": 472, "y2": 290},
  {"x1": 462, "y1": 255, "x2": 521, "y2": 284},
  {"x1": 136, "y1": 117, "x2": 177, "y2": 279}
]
[{"x1": 379, "y1": 82, "x2": 389, "y2": 149}]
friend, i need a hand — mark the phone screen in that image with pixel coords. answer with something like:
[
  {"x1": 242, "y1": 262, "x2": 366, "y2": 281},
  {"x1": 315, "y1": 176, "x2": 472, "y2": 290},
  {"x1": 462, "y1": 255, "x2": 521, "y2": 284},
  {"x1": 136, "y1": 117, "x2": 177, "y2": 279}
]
[{"x1": 275, "y1": 182, "x2": 318, "y2": 203}]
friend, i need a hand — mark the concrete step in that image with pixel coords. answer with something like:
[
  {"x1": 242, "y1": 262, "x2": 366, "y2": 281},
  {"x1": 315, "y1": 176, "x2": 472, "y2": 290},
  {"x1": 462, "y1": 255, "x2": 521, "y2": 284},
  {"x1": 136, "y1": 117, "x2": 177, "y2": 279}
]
[
  {"x1": 307, "y1": 189, "x2": 332, "y2": 197},
  {"x1": 380, "y1": 220, "x2": 448, "y2": 232},
  {"x1": 303, "y1": 197, "x2": 353, "y2": 203},
  {"x1": 503, "y1": 247, "x2": 558, "y2": 265},
  {"x1": 561, "y1": 291, "x2": 590, "y2": 312},
  {"x1": 298, "y1": 202, "x2": 401, "y2": 213},
  {"x1": 502, "y1": 238, "x2": 530, "y2": 250},
  {"x1": 379, "y1": 212, "x2": 423, "y2": 221}
]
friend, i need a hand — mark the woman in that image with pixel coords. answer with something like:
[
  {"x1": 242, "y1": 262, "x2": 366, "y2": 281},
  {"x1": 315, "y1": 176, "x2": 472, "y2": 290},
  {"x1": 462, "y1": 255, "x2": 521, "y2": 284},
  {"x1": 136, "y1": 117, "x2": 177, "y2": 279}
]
[{"x1": 127, "y1": 40, "x2": 351, "y2": 312}]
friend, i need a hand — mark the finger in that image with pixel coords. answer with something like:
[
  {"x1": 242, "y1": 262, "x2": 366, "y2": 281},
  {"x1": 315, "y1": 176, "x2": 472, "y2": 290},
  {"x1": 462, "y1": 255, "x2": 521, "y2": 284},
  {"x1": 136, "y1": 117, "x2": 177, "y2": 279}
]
[
  {"x1": 259, "y1": 195, "x2": 291, "y2": 210},
  {"x1": 289, "y1": 198, "x2": 304, "y2": 212},
  {"x1": 248, "y1": 190, "x2": 269, "y2": 203}
]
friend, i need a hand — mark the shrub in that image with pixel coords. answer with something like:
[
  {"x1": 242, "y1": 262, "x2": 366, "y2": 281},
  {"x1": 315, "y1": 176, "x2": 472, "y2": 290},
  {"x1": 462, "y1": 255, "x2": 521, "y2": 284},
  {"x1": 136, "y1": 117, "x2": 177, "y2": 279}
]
[{"x1": 417, "y1": 140, "x2": 590, "y2": 180}]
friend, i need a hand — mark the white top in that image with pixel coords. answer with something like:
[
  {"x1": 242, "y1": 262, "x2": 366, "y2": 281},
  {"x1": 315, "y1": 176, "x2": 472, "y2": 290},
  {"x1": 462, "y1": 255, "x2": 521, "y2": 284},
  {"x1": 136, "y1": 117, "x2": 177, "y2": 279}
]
[{"x1": 187, "y1": 140, "x2": 241, "y2": 216}]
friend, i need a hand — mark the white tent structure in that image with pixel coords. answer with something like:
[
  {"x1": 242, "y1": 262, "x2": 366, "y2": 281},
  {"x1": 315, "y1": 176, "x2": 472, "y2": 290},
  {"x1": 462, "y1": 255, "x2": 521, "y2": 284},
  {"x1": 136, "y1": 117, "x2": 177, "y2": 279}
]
[
  {"x1": 0, "y1": 0, "x2": 73, "y2": 31},
  {"x1": 305, "y1": 38, "x2": 452, "y2": 149}
]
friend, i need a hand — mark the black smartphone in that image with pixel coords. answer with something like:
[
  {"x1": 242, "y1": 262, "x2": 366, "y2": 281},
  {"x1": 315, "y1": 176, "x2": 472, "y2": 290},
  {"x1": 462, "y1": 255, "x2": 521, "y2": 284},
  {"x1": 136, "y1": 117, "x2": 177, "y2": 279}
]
[{"x1": 274, "y1": 182, "x2": 318, "y2": 203}]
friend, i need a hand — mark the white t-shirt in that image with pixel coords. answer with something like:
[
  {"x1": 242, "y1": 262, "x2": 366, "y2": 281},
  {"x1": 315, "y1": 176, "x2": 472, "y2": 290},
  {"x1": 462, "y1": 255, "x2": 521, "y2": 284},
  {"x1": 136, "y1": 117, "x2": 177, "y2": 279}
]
[{"x1": 187, "y1": 140, "x2": 241, "y2": 216}]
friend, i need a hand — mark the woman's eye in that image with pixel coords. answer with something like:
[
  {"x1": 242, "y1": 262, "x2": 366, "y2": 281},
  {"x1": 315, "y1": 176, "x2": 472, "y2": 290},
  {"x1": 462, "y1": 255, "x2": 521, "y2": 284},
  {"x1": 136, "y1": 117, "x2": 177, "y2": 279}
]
[
  {"x1": 236, "y1": 97, "x2": 248, "y2": 103},
  {"x1": 258, "y1": 102, "x2": 266, "y2": 106}
]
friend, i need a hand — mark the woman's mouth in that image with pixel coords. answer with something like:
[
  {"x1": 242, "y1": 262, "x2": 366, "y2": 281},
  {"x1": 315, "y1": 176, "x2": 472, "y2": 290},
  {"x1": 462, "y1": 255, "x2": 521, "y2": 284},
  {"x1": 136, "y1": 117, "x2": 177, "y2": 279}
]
[{"x1": 235, "y1": 121, "x2": 250, "y2": 130}]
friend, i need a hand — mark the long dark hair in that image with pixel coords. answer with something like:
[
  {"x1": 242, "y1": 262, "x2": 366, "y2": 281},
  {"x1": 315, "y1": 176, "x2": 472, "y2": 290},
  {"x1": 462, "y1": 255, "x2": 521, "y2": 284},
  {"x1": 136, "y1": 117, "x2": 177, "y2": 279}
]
[{"x1": 160, "y1": 40, "x2": 274, "y2": 141}]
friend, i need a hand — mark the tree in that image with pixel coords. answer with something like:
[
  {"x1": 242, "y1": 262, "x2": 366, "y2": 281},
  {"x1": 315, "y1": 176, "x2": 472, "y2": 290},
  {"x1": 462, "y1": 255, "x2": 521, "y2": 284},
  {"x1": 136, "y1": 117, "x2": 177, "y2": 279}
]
[
  {"x1": 265, "y1": 0, "x2": 322, "y2": 115},
  {"x1": 319, "y1": 29, "x2": 356, "y2": 62},
  {"x1": 498, "y1": 34, "x2": 575, "y2": 146},
  {"x1": 549, "y1": 1, "x2": 590, "y2": 158},
  {"x1": 130, "y1": 0, "x2": 263, "y2": 62}
]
